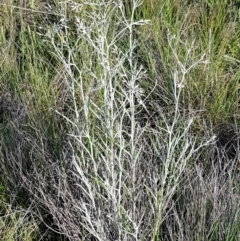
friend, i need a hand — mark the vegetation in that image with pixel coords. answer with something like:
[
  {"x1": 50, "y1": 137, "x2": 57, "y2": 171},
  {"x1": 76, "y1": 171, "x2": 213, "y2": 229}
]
[{"x1": 0, "y1": 0, "x2": 240, "y2": 240}]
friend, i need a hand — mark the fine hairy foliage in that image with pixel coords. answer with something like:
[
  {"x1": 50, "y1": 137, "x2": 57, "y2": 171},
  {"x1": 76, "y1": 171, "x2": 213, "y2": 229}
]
[{"x1": 0, "y1": 0, "x2": 240, "y2": 241}]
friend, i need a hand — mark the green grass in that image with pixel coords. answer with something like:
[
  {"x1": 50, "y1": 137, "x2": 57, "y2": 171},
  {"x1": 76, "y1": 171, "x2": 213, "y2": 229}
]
[{"x1": 0, "y1": 0, "x2": 240, "y2": 240}]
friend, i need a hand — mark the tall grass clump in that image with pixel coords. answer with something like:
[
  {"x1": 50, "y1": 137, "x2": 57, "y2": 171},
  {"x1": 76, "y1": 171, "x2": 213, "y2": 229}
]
[
  {"x1": 145, "y1": 0, "x2": 240, "y2": 124},
  {"x1": 0, "y1": 0, "x2": 240, "y2": 240}
]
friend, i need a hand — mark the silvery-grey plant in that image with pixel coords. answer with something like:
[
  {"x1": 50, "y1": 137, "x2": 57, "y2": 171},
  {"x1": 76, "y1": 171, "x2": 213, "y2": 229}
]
[{"x1": 30, "y1": 1, "x2": 216, "y2": 240}]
